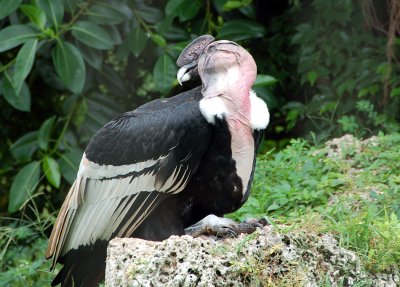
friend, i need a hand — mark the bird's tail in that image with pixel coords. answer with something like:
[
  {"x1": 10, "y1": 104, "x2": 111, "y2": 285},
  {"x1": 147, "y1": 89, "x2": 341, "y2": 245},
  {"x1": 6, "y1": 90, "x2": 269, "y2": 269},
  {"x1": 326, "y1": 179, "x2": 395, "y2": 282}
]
[{"x1": 51, "y1": 240, "x2": 107, "y2": 287}]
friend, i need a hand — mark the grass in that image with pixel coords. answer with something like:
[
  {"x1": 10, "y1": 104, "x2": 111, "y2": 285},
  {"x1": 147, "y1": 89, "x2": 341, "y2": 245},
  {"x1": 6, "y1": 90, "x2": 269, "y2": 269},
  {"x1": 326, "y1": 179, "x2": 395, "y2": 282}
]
[
  {"x1": 1, "y1": 133, "x2": 399, "y2": 285},
  {"x1": 231, "y1": 133, "x2": 400, "y2": 275},
  {"x1": 0, "y1": 193, "x2": 57, "y2": 286}
]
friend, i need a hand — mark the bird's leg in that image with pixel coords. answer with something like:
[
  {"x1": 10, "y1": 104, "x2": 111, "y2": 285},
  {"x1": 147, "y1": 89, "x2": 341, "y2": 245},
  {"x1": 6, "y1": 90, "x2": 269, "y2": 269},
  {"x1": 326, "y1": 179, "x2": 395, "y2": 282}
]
[{"x1": 184, "y1": 214, "x2": 267, "y2": 238}]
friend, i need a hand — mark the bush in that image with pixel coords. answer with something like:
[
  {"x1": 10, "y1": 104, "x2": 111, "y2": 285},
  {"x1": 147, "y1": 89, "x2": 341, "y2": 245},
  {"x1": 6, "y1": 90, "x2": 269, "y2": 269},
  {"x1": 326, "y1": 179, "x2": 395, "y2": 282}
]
[
  {"x1": 283, "y1": 0, "x2": 400, "y2": 142},
  {"x1": 231, "y1": 133, "x2": 400, "y2": 273}
]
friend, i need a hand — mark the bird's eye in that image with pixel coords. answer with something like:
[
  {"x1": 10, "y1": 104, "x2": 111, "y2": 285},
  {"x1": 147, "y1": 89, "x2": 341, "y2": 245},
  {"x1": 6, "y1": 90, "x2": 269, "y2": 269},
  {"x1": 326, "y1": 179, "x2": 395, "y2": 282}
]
[{"x1": 207, "y1": 46, "x2": 216, "y2": 54}]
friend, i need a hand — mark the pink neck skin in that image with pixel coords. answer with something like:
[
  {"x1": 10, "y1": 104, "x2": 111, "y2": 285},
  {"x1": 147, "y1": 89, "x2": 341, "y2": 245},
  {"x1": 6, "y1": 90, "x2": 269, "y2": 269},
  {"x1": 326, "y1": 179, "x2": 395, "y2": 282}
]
[{"x1": 198, "y1": 43, "x2": 258, "y2": 196}]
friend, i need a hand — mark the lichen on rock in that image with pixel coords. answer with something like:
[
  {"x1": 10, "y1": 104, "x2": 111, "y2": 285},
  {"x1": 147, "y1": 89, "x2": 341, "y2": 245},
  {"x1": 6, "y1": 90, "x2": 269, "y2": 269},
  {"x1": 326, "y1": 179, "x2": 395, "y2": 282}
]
[{"x1": 105, "y1": 225, "x2": 398, "y2": 286}]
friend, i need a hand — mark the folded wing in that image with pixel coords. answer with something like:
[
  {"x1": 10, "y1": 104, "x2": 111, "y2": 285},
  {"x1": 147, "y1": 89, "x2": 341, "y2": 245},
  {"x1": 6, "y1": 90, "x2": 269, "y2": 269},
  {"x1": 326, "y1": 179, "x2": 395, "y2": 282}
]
[{"x1": 46, "y1": 89, "x2": 211, "y2": 267}]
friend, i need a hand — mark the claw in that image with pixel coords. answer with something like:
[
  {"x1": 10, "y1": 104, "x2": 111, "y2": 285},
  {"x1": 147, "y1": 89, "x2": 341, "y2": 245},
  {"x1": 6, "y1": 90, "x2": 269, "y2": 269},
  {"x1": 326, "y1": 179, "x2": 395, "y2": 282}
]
[{"x1": 184, "y1": 215, "x2": 264, "y2": 238}]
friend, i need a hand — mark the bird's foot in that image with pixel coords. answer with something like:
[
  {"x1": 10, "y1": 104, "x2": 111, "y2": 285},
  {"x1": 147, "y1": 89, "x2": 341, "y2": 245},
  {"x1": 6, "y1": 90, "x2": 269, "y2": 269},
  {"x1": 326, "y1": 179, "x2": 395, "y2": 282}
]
[{"x1": 184, "y1": 214, "x2": 267, "y2": 238}]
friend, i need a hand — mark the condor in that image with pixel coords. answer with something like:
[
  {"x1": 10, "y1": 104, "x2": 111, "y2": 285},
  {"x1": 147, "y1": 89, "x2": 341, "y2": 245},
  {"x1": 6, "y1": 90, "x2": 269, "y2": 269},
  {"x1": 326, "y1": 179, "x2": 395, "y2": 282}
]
[{"x1": 46, "y1": 35, "x2": 269, "y2": 286}]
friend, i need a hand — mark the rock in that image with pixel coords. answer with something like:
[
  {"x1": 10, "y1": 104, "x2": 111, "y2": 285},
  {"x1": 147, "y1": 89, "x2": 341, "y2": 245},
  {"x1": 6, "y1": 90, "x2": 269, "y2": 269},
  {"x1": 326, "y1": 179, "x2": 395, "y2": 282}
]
[{"x1": 105, "y1": 226, "x2": 397, "y2": 286}]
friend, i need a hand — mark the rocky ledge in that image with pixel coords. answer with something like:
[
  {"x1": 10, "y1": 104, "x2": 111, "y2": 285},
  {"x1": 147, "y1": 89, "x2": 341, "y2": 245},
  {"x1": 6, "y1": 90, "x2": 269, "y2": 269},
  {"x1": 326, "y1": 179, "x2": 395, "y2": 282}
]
[{"x1": 105, "y1": 225, "x2": 398, "y2": 287}]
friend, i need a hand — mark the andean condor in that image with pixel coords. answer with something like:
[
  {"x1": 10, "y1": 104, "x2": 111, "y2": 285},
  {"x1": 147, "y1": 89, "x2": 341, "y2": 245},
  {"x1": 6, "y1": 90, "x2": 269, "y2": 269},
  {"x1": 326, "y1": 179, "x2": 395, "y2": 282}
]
[{"x1": 46, "y1": 35, "x2": 270, "y2": 287}]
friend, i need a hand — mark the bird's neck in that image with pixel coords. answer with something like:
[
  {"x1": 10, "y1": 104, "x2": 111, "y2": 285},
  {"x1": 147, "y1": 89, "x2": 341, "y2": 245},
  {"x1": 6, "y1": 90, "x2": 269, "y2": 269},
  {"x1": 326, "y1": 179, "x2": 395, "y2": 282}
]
[
  {"x1": 222, "y1": 90, "x2": 255, "y2": 197},
  {"x1": 220, "y1": 88, "x2": 252, "y2": 128}
]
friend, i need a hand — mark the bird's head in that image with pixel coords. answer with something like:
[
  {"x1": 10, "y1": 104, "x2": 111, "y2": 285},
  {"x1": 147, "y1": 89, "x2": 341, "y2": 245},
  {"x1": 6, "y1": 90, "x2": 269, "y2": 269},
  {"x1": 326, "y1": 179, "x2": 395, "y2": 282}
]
[{"x1": 177, "y1": 35, "x2": 257, "y2": 99}]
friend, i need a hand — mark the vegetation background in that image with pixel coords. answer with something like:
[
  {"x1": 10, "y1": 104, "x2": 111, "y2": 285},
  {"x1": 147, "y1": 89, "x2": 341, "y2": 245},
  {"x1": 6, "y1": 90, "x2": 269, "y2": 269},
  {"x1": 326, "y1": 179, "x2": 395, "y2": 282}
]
[{"x1": 0, "y1": 0, "x2": 399, "y2": 285}]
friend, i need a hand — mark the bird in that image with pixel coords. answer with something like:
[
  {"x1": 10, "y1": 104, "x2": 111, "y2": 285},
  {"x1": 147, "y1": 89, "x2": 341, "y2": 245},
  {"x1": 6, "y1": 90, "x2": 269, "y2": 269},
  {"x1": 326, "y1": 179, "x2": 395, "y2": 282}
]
[{"x1": 46, "y1": 35, "x2": 270, "y2": 287}]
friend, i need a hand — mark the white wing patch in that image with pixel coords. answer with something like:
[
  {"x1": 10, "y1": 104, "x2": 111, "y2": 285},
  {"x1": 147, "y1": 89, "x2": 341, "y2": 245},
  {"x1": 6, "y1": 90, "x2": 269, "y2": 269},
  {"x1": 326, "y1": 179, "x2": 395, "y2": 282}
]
[
  {"x1": 59, "y1": 153, "x2": 192, "y2": 255},
  {"x1": 199, "y1": 97, "x2": 228, "y2": 124},
  {"x1": 249, "y1": 90, "x2": 269, "y2": 130},
  {"x1": 78, "y1": 153, "x2": 164, "y2": 179}
]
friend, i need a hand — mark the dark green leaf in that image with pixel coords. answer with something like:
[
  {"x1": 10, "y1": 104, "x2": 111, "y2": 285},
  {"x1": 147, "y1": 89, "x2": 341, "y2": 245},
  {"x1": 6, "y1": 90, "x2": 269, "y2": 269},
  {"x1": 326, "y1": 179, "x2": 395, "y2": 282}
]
[
  {"x1": 71, "y1": 21, "x2": 114, "y2": 50},
  {"x1": 0, "y1": 25, "x2": 38, "y2": 53},
  {"x1": 86, "y1": 2, "x2": 131, "y2": 24},
  {"x1": 20, "y1": 4, "x2": 47, "y2": 29},
  {"x1": 8, "y1": 161, "x2": 40, "y2": 213},
  {"x1": 102, "y1": 0, "x2": 132, "y2": 19},
  {"x1": 178, "y1": 0, "x2": 202, "y2": 21},
  {"x1": 75, "y1": 41, "x2": 103, "y2": 70},
  {"x1": 37, "y1": 116, "x2": 55, "y2": 151},
  {"x1": 128, "y1": 27, "x2": 148, "y2": 57},
  {"x1": 63, "y1": 0, "x2": 80, "y2": 14},
  {"x1": 163, "y1": 25, "x2": 188, "y2": 41},
  {"x1": 214, "y1": 0, "x2": 228, "y2": 10},
  {"x1": 37, "y1": 0, "x2": 64, "y2": 28},
  {"x1": 253, "y1": 74, "x2": 278, "y2": 87},
  {"x1": 103, "y1": 25, "x2": 122, "y2": 45},
  {"x1": 307, "y1": 71, "x2": 318, "y2": 86},
  {"x1": 10, "y1": 131, "x2": 39, "y2": 161},
  {"x1": 13, "y1": 39, "x2": 38, "y2": 95},
  {"x1": 223, "y1": 0, "x2": 243, "y2": 10},
  {"x1": 239, "y1": 4, "x2": 256, "y2": 19},
  {"x1": 150, "y1": 34, "x2": 166, "y2": 47},
  {"x1": 0, "y1": 0, "x2": 23, "y2": 20},
  {"x1": 59, "y1": 147, "x2": 82, "y2": 184},
  {"x1": 156, "y1": 13, "x2": 175, "y2": 36},
  {"x1": 217, "y1": 20, "x2": 265, "y2": 41},
  {"x1": 115, "y1": 41, "x2": 130, "y2": 60},
  {"x1": 390, "y1": 87, "x2": 400, "y2": 98},
  {"x1": 165, "y1": 0, "x2": 185, "y2": 15},
  {"x1": 35, "y1": 57, "x2": 65, "y2": 89},
  {"x1": 42, "y1": 156, "x2": 61, "y2": 188},
  {"x1": 2, "y1": 74, "x2": 31, "y2": 111},
  {"x1": 153, "y1": 54, "x2": 177, "y2": 94},
  {"x1": 136, "y1": 5, "x2": 162, "y2": 24},
  {"x1": 223, "y1": 0, "x2": 251, "y2": 11},
  {"x1": 52, "y1": 40, "x2": 86, "y2": 93},
  {"x1": 319, "y1": 101, "x2": 337, "y2": 114}
]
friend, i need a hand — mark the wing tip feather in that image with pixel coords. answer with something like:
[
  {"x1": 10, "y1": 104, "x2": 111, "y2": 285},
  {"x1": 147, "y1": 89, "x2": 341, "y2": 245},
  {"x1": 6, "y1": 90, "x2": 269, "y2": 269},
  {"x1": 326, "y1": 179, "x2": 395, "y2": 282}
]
[{"x1": 46, "y1": 179, "x2": 80, "y2": 268}]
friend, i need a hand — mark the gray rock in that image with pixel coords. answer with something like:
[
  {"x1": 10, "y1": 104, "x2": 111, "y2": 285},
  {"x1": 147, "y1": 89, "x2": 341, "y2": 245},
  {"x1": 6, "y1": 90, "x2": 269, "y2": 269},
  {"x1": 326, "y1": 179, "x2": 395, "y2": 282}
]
[{"x1": 105, "y1": 226, "x2": 397, "y2": 286}]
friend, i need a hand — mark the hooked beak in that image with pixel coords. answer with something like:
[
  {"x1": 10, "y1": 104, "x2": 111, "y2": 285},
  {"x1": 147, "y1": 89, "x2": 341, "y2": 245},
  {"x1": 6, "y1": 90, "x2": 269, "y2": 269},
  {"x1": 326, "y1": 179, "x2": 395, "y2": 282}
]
[{"x1": 177, "y1": 61, "x2": 198, "y2": 85}]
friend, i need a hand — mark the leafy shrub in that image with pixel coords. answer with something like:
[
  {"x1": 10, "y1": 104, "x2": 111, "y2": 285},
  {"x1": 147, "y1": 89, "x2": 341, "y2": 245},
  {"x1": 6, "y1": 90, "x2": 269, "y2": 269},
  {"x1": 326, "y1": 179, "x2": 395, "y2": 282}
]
[
  {"x1": 233, "y1": 139, "x2": 347, "y2": 220},
  {"x1": 0, "y1": 236, "x2": 55, "y2": 286},
  {"x1": 280, "y1": 0, "x2": 400, "y2": 142},
  {"x1": 232, "y1": 133, "x2": 400, "y2": 273}
]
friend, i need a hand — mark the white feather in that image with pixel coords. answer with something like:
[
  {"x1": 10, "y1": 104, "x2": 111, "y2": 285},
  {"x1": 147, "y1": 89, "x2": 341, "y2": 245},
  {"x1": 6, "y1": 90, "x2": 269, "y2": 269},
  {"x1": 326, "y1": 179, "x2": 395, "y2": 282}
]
[
  {"x1": 249, "y1": 90, "x2": 270, "y2": 130},
  {"x1": 61, "y1": 158, "x2": 193, "y2": 252},
  {"x1": 199, "y1": 97, "x2": 228, "y2": 124},
  {"x1": 78, "y1": 153, "x2": 165, "y2": 179}
]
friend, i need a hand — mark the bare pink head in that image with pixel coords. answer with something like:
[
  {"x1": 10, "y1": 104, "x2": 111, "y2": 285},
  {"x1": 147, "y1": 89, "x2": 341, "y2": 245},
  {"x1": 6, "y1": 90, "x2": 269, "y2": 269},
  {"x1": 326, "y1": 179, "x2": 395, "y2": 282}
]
[{"x1": 197, "y1": 40, "x2": 257, "y2": 99}]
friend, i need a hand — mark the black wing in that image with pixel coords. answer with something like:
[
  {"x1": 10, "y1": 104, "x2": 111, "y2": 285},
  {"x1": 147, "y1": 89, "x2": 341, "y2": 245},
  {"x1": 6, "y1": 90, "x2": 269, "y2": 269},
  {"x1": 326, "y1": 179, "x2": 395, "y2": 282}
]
[{"x1": 46, "y1": 87, "x2": 211, "y2": 265}]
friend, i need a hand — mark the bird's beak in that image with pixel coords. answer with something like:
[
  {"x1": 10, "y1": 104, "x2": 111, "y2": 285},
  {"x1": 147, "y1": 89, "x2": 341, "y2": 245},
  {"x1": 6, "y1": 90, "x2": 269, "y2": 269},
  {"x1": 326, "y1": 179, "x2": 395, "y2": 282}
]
[
  {"x1": 177, "y1": 61, "x2": 198, "y2": 85},
  {"x1": 176, "y1": 35, "x2": 215, "y2": 85}
]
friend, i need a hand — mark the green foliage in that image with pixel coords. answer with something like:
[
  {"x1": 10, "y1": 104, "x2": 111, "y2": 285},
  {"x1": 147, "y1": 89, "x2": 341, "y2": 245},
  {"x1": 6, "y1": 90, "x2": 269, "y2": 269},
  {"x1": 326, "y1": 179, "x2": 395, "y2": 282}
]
[
  {"x1": 231, "y1": 133, "x2": 400, "y2": 273},
  {"x1": 0, "y1": 191, "x2": 57, "y2": 285},
  {"x1": 284, "y1": 0, "x2": 400, "y2": 141},
  {"x1": 234, "y1": 139, "x2": 346, "y2": 219},
  {"x1": 0, "y1": 237, "x2": 54, "y2": 286},
  {"x1": 8, "y1": 161, "x2": 40, "y2": 213},
  {"x1": 325, "y1": 202, "x2": 400, "y2": 274}
]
